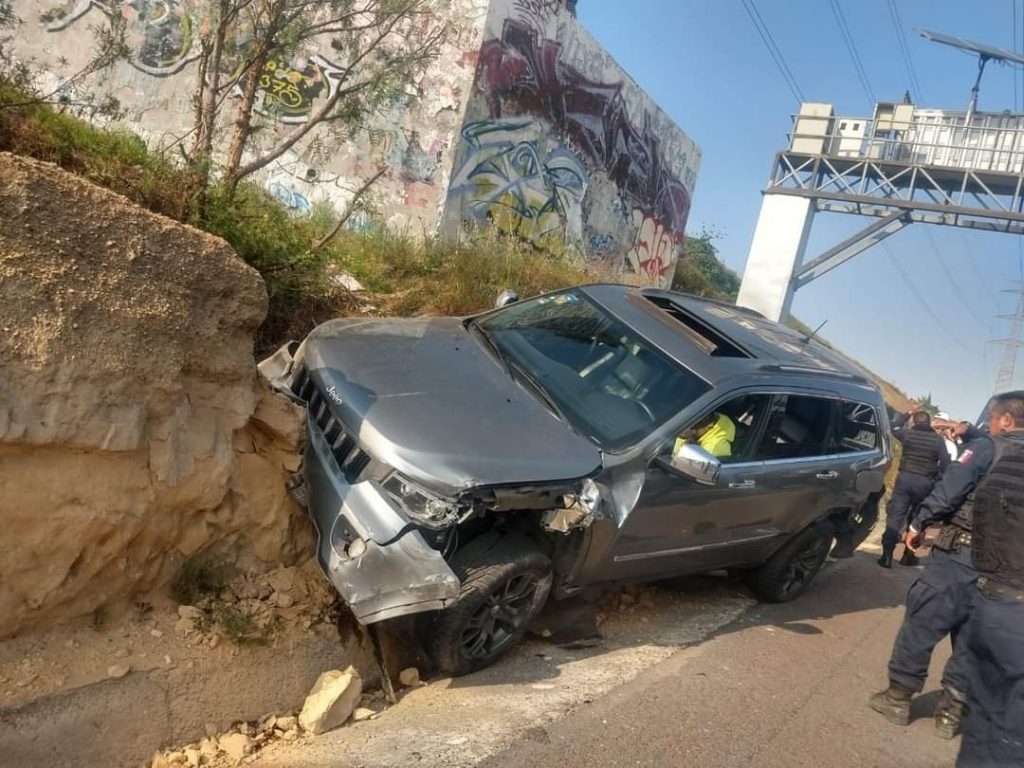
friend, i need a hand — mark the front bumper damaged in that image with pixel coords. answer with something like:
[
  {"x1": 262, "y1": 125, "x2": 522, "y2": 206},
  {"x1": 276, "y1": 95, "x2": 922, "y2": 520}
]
[{"x1": 303, "y1": 413, "x2": 461, "y2": 624}]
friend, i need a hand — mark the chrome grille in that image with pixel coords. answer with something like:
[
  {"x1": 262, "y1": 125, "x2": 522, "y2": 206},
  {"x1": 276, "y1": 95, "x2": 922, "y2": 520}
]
[{"x1": 293, "y1": 366, "x2": 370, "y2": 480}]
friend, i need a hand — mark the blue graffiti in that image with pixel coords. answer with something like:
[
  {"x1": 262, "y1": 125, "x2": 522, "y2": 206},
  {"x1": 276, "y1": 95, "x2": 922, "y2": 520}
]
[
  {"x1": 267, "y1": 180, "x2": 311, "y2": 214},
  {"x1": 449, "y1": 119, "x2": 587, "y2": 251}
]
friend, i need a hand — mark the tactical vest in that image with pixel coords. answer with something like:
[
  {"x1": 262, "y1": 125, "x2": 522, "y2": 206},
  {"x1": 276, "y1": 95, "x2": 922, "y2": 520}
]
[
  {"x1": 899, "y1": 427, "x2": 945, "y2": 479},
  {"x1": 972, "y1": 437, "x2": 1024, "y2": 589}
]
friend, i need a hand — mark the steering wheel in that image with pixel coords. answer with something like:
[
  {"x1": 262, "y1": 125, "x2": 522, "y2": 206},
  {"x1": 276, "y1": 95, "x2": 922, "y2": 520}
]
[{"x1": 630, "y1": 397, "x2": 656, "y2": 422}]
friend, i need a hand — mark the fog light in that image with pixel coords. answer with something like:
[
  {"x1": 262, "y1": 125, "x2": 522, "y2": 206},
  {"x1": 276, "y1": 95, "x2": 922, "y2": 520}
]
[{"x1": 346, "y1": 537, "x2": 367, "y2": 559}]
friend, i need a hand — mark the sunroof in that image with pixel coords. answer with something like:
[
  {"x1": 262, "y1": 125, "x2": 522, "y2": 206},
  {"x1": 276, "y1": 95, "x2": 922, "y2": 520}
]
[{"x1": 645, "y1": 295, "x2": 753, "y2": 358}]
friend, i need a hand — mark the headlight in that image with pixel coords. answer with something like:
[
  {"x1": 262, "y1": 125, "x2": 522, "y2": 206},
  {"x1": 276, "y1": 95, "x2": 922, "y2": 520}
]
[{"x1": 381, "y1": 474, "x2": 459, "y2": 527}]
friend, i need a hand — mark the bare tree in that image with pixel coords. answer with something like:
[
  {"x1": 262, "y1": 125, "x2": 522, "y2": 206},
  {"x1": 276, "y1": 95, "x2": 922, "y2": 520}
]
[{"x1": 186, "y1": 0, "x2": 447, "y2": 201}]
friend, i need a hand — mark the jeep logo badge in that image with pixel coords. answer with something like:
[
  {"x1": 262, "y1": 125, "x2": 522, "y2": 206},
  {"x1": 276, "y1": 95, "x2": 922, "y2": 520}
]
[{"x1": 326, "y1": 386, "x2": 343, "y2": 405}]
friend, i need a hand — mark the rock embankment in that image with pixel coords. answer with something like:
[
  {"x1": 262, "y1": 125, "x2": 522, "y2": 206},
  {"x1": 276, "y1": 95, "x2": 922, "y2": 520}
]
[{"x1": 0, "y1": 153, "x2": 311, "y2": 637}]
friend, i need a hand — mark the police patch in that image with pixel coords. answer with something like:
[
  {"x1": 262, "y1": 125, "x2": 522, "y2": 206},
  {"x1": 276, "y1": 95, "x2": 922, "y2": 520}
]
[{"x1": 959, "y1": 449, "x2": 974, "y2": 464}]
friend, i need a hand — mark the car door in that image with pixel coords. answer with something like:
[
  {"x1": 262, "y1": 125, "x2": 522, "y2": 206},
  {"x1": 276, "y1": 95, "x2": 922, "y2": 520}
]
[
  {"x1": 600, "y1": 392, "x2": 776, "y2": 582},
  {"x1": 744, "y1": 393, "x2": 844, "y2": 558}
]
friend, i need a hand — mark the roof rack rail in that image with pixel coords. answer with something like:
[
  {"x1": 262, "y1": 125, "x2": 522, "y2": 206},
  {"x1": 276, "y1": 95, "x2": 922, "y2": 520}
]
[{"x1": 757, "y1": 363, "x2": 869, "y2": 383}]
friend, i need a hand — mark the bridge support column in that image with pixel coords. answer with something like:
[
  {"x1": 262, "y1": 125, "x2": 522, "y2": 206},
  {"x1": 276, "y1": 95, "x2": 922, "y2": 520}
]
[{"x1": 736, "y1": 194, "x2": 815, "y2": 322}]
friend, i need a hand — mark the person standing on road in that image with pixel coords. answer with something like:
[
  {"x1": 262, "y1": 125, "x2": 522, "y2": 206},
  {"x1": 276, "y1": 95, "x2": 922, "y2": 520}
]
[
  {"x1": 868, "y1": 416, "x2": 994, "y2": 739},
  {"x1": 956, "y1": 391, "x2": 1024, "y2": 768},
  {"x1": 879, "y1": 407, "x2": 950, "y2": 568}
]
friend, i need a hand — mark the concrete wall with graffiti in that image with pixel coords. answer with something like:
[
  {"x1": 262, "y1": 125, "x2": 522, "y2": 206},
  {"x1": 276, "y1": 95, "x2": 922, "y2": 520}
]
[
  {"x1": 12, "y1": 0, "x2": 490, "y2": 230},
  {"x1": 11, "y1": 1, "x2": 700, "y2": 283},
  {"x1": 441, "y1": 0, "x2": 701, "y2": 285}
]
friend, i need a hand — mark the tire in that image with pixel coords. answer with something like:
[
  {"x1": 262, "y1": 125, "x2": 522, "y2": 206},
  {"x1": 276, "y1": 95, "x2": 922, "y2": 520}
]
[
  {"x1": 748, "y1": 523, "x2": 833, "y2": 603},
  {"x1": 426, "y1": 535, "x2": 552, "y2": 677}
]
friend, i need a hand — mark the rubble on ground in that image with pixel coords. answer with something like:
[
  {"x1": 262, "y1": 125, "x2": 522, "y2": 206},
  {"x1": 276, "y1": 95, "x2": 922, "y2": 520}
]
[
  {"x1": 148, "y1": 685, "x2": 392, "y2": 766},
  {"x1": 172, "y1": 563, "x2": 337, "y2": 648}
]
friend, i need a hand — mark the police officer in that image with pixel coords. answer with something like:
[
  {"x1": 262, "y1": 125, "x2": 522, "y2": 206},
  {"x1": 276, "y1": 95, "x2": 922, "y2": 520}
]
[
  {"x1": 879, "y1": 407, "x2": 950, "y2": 568},
  {"x1": 957, "y1": 390, "x2": 1024, "y2": 768},
  {"x1": 868, "y1": 416, "x2": 994, "y2": 739}
]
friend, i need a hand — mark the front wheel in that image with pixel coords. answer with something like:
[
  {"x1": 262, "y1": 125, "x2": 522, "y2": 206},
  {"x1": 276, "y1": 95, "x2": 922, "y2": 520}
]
[
  {"x1": 426, "y1": 536, "x2": 552, "y2": 676},
  {"x1": 748, "y1": 523, "x2": 832, "y2": 603}
]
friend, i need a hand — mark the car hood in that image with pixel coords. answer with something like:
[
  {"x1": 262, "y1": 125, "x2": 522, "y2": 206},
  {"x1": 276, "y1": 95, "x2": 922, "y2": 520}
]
[{"x1": 300, "y1": 317, "x2": 602, "y2": 495}]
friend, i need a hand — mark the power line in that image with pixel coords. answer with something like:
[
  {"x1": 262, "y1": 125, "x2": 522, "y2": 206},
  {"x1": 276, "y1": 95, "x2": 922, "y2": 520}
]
[
  {"x1": 740, "y1": 0, "x2": 805, "y2": 104},
  {"x1": 884, "y1": 242, "x2": 982, "y2": 356},
  {"x1": 956, "y1": 230, "x2": 1000, "y2": 302},
  {"x1": 828, "y1": 0, "x2": 875, "y2": 107},
  {"x1": 922, "y1": 227, "x2": 992, "y2": 330},
  {"x1": 1015, "y1": 0, "x2": 1021, "y2": 112},
  {"x1": 886, "y1": 0, "x2": 924, "y2": 102}
]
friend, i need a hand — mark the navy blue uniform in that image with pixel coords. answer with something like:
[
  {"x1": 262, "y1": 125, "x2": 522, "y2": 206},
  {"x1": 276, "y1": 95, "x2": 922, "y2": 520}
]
[
  {"x1": 887, "y1": 426, "x2": 993, "y2": 698},
  {"x1": 958, "y1": 431, "x2": 1024, "y2": 768},
  {"x1": 883, "y1": 413, "x2": 950, "y2": 551}
]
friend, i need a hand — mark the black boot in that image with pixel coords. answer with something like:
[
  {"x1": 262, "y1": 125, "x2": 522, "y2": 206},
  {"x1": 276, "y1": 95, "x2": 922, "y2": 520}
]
[
  {"x1": 868, "y1": 680, "x2": 915, "y2": 726},
  {"x1": 934, "y1": 688, "x2": 967, "y2": 740},
  {"x1": 877, "y1": 543, "x2": 895, "y2": 569},
  {"x1": 899, "y1": 548, "x2": 920, "y2": 566}
]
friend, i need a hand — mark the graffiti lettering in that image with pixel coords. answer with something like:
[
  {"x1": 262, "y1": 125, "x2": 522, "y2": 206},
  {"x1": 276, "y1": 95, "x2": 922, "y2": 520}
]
[
  {"x1": 450, "y1": 119, "x2": 587, "y2": 256},
  {"x1": 627, "y1": 211, "x2": 678, "y2": 281}
]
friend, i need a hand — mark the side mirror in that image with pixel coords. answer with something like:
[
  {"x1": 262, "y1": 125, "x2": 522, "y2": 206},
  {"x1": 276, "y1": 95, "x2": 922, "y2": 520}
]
[
  {"x1": 495, "y1": 289, "x2": 519, "y2": 308},
  {"x1": 662, "y1": 443, "x2": 721, "y2": 486}
]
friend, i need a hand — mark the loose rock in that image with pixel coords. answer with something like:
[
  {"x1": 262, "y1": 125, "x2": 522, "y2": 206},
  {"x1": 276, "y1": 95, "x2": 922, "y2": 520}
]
[
  {"x1": 274, "y1": 715, "x2": 297, "y2": 731},
  {"x1": 272, "y1": 591, "x2": 294, "y2": 609},
  {"x1": 298, "y1": 666, "x2": 362, "y2": 735},
  {"x1": 113, "y1": 647, "x2": 131, "y2": 659},
  {"x1": 183, "y1": 748, "x2": 201, "y2": 767},
  {"x1": 352, "y1": 707, "x2": 375, "y2": 722},
  {"x1": 398, "y1": 667, "x2": 421, "y2": 688},
  {"x1": 218, "y1": 733, "x2": 255, "y2": 762},
  {"x1": 107, "y1": 664, "x2": 130, "y2": 679}
]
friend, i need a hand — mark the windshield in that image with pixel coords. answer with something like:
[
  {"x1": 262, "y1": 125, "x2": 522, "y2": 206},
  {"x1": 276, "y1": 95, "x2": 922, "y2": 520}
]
[{"x1": 475, "y1": 291, "x2": 710, "y2": 449}]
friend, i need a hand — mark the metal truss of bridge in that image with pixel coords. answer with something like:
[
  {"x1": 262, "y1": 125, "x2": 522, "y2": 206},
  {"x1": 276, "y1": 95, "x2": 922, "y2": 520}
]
[{"x1": 737, "y1": 100, "x2": 1024, "y2": 323}]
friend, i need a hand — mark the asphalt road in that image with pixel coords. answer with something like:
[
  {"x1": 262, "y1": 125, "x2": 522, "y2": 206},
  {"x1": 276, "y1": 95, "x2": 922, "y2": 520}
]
[{"x1": 479, "y1": 551, "x2": 960, "y2": 768}]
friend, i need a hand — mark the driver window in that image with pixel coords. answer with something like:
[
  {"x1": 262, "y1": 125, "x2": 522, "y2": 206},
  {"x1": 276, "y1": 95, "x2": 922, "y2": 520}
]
[{"x1": 669, "y1": 394, "x2": 772, "y2": 462}]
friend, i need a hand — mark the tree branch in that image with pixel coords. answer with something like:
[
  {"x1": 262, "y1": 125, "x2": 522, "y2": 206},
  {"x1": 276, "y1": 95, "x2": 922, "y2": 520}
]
[{"x1": 312, "y1": 166, "x2": 387, "y2": 251}]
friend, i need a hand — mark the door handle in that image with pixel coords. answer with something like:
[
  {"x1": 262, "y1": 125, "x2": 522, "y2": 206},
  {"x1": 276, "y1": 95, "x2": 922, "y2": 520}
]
[
  {"x1": 816, "y1": 471, "x2": 839, "y2": 480},
  {"x1": 728, "y1": 479, "x2": 756, "y2": 489}
]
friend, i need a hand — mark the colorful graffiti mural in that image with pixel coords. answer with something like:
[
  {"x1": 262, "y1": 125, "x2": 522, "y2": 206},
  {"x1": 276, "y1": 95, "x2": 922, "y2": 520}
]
[
  {"x1": 445, "y1": 4, "x2": 698, "y2": 284},
  {"x1": 449, "y1": 119, "x2": 587, "y2": 255},
  {"x1": 479, "y1": 19, "x2": 691, "y2": 233},
  {"x1": 254, "y1": 54, "x2": 346, "y2": 124}
]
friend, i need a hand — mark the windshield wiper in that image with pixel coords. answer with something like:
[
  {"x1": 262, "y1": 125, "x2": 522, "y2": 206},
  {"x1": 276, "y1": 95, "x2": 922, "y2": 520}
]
[
  {"x1": 468, "y1": 321, "x2": 512, "y2": 376},
  {"x1": 468, "y1": 321, "x2": 569, "y2": 425},
  {"x1": 506, "y1": 359, "x2": 569, "y2": 424}
]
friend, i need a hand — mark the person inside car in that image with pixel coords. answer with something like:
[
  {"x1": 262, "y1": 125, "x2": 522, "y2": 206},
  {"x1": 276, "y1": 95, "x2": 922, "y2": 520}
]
[{"x1": 675, "y1": 411, "x2": 736, "y2": 458}]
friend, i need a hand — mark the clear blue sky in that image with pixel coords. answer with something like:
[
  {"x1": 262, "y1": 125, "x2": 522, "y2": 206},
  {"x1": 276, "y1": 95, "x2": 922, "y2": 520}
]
[{"x1": 580, "y1": 0, "x2": 1024, "y2": 419}]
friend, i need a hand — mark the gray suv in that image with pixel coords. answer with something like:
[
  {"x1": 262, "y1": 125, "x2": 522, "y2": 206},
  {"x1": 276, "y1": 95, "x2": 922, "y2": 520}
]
[{"x1": 262, "y1": 285, "x2": 891, "y2": 675}]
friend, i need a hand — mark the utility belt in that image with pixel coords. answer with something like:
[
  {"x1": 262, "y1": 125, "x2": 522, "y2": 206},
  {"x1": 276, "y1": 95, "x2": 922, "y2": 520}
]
[
  {"x1": 977, "y1": 576, "x2": 1024, "y2": 603},
  {"x1": 932, "y1": 524, "x2": 972, "y2": 552}
]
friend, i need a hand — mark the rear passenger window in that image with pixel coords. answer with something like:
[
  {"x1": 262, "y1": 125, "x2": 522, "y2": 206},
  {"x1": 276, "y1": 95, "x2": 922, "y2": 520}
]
[
  {"x1": 754, "y1": 395, "x2": 834, "y2": 460},
  {"x1": 833, "y1": 402, "x2": 879, "y2": 453}
]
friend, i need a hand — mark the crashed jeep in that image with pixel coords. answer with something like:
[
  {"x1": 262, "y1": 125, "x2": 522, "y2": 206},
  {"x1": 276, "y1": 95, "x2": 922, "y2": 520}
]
[{"x1": 261, "y1": 285, "x2": 889, "y2": 676}]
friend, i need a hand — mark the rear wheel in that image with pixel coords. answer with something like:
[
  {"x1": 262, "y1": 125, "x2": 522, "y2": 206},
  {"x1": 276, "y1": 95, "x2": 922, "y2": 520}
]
[
  {"x1": 426, "y1": 536, "x2": 552, "y2": 676},
  {"x1": 748, "y1": 523, "x2": 832, "y2": 603}
]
